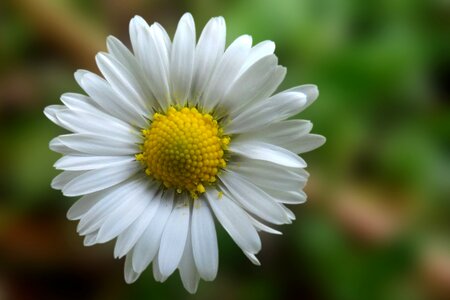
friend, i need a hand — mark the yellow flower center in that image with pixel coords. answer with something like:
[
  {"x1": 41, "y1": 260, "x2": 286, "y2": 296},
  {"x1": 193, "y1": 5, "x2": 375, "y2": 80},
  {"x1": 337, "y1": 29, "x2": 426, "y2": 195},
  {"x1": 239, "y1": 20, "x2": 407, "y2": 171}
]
[{"x1": 136, "y1": 106, "x2": 230, "y2": 198}]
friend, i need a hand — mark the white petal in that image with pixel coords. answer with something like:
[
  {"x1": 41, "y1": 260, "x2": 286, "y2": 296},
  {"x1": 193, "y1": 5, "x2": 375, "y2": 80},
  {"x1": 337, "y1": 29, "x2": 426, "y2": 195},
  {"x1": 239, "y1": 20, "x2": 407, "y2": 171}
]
[
  {"x1": 152, "y1": 255, "x2": 168, "y2": 283},
  {"x1": 60, "y1": 93, "x2": 101, "y2": 114},
  {"x1": 280, "y1": 204, "x2": 296, "y2": 221},
  {"x1": 54, "y1": 155, "x2": 134, "y2": 171},
  {"x1": 55, "y1": 109, "x2": 141, "y2": 143},
  {"x1": 228, "y1": 158, "x2": 307, "y2": 191},
  {"x1": 201, "y1": 35, "x2": 252, "y2": 111},
  {"x1": 191, "y1": 198, "x2": 218, "y2": 281},
  {"x1": 232, "y1": 84, "x2": 319, "y2": 126},
  {"x1": 239, "y1": 40, "x2": 275, "y2": 76},
  {"x1": 44, "y1": 105, "x2": 67, "y2": 127},
  {"x1": 234, "y1": 120, "x2": 312, "y2": 148},
  {"x1": 78, "y1": 71, "x2": 148, "y2": 127},
  {"x1": 51, "y1": 170, "x2": 84, "y2": 190},
  {"x1": 191, "y1": 16, "x2": 226, "y2": 102},
  {"x1": 170, "y1": 13, "x2": 195, "y2": 105},
  {"x1": 227, "y1": 65, "x2": 286, "y2": 118},
  {"x1": 178, "y1": 228, "x2": 200, "y2": 294},
  {"x1": 66, "y1": 190, "x2": 110, "y2": 220},
  {"x1": 74, "y1": 69, "x2": 89, "y2": 87},
  {"x1": 124, "y1": 254, "x2": 140, "y2": 284},
  {"x1": 205, "y1": 189, "x2": 261, "y2": 254},
  {"x1": 107, "y1": 35, "x2": 137, "y2": 71},
  {"x1": 219, "y1": 171, "x2": 290, "y2": 225},
  {"x1": 284, "y1": 84, "x2": 319, "y2": 112},
  {"x1": 62, "y1": 161, "x2": 141, "y2": 196},
  {"x1": 49, "y1": 137, "x2": 80, "y2": 155},
  {"x1": 243, "y1": 251, "x2": 261, "y2": 266},
  {"x1": 77, "y1": 178, "x2": 144, "y2": 235},
  {"x1": 229, "y1": 140, "x2": 307, "y2": 168},
  {"x1": 283, "y1": 134, "x2": 326, "y2": 154},
  {"x1": 83, "y1": 231, "x2": 98, "y2": 246},
  {"x1": 58, "y1": 133, "x2": 139, "y2": 156},
  {"x1": 130, "y1": 16, "x2": 171, "y2": 110},
  {"x1": 226, "y1": 91, "x2": 306, "y2": 134},
  {"x1": 114, "y1": 192, "x2": 162, "y2": 258},
  {"x1": 153, "y1": 22, "x2": 172, "y2": 52},
  {"x1": 158, "y1": 197, "x2": 190, "y2": 277},
  {"x1": 107, "y1": 35, "x2": 158, "y2": 113},
  {"x1": 132, "y1": 190, "x2": 174, "y2": 273},
  {"x1": 247, "y1": 214, "x2": 282, "y2": 235},
  {"x1": 95, "y1": 52, "x2": 150, "y2": 116},
  {"x1": 262, "y1": 188, "x2": 307, "y2": 205},
  {"x1": 219, "y1": 55, "x2": 279, "y2": 116},
  {"x1": 95, "y1": 180, "x2": 158, "y2": 243}
]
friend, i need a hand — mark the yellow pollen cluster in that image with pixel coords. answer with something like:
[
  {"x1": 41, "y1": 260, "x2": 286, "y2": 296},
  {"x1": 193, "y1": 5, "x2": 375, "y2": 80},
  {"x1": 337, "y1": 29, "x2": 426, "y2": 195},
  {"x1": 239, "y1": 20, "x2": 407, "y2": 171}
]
[{"x1": 136, "y1": 106, "x2": 230, "y2": 198}]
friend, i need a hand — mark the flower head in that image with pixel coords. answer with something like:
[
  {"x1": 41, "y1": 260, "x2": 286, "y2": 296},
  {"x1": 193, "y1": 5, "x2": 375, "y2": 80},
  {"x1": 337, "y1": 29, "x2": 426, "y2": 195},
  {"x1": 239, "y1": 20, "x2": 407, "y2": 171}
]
[{"x1": 45, "y1": 13, "x2": 325, "y2": 293}]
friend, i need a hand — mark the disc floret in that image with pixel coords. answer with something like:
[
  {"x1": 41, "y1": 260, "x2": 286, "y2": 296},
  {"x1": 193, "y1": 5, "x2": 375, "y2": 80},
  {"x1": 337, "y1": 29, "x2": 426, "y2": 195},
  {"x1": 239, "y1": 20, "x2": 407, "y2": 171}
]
[{"x1": 136, "y1": 106, "x2": 229, "y2": 198}]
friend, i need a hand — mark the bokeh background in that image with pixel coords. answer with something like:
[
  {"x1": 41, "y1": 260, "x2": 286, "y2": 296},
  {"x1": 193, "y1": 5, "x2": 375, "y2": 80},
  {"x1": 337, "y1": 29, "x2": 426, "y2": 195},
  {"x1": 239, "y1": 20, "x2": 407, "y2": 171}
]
[{"x1": 1, "y1": 0, "x2": 449, "y2": 299}]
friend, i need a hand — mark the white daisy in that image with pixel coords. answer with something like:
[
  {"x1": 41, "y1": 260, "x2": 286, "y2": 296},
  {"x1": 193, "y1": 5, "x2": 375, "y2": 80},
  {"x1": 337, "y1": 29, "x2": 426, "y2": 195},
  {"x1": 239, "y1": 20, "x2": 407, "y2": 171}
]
[{"x1": 45, "y1": 13, "x2": 325, "y2": 293}]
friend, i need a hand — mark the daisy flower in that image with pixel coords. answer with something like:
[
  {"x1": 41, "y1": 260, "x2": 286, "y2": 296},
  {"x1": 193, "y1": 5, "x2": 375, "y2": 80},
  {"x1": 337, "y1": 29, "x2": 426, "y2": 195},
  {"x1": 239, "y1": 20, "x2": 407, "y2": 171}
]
[{"x1": 45, "y1": 13, "x2": 325, "y2": 293}]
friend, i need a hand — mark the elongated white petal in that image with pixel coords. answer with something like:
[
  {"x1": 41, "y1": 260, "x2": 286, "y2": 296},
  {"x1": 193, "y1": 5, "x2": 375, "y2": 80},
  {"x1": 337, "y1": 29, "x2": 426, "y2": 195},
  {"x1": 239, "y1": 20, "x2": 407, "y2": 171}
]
[
  {"x1": 191, "y1": 198, "x2": 218, "y2": 281},
  {"x1": 282, "y1": 134, "x2": 326, "y2": 154},
  {"x1": 54, "y1": 155, "x2": 134, "y2": 171},
  {"x1": 60, "y1": 93, "x2": 101, "y2": 114},
  {"x1": 124, "y1": 254, "x2": 140, "y2": 284},
  {"x1": 55, "y1": 109, "x2": 141, "y2": 143},
  {"x1": 178, "y1": 228, "x2": 200, "y2": 294},
  {"x1": 201, "y1": 35, "x2": 252, "y2": 111},
  {"x1": 191, "y1": 16, "x2": 226, "y2": 102},
  {"x1": 76, "y1": 178, "x2": 144, "y2": 235},
  {"x1": 51, "y1": 170, "x2": 84, "y2": 190},
  {"x1": 130, "y1": 16, "x2": 171, "y2": 110},
  {"x1": 284, "y1": 84, "x2": 319, "y2": 112},
  {"x1": 114, "y1": 192, "x2": 162, "y2": 258},
  {"x1": 226, "y1": 91, "x2": 306, "y2": 134},
  {"x1": 153, "y1": 22, "x2": 172, "y2": 53},
  {"x1": 219, "y1": 55, "x2": 278, "y2": 115},
  {"x1": 170, "y1": 13, "x2": 195, "y2": 105},
  {"x1": 152, "y1": 255, "x2": 168, "y2": 283},
  {"x1": 106, "y1": 36, "x2": 157, "y2": 111},
  {"x1": 228, "y1": 65, "x2": 286, "y2": 118},
  {"x1": 95, "y1": 180, "x2": 158, "y2": 243},
  {"x1": 96, "y1": 52, "x2": 149, "y2": 115},
  {"x1": 247, "y1": 214, "x2": 282, "y2": 235},
  {"x1": 228, "y1": 158, "x2": 307, "y2": 191},
  {"x1": 280, "y1": 204, "x2": 296, "y2": 221},
  {"x1": 229, "y1": 141, "x2": 307, "y2": 168},
  {"x1": 67, "y1": 189, "x2": 111, "y2": 220},
  {"x1": 78, "y1": 71, "x2": 147, "y2": 127},
  {"x1": 239, "y1": 40, "x2": 275, "y2": 76},
  {"x1": 83, "y1": 231, "x2": 98, "y2": 246},
  {"x1": 229, "y1": 83, "x2": 319, "y2": 134},
  {"x1": 234, "y1": 120, "x2": 312, "y2": 149},
  {"x1": 219, "y1": 171, "x2": 290, "y2": 225},
  {"x1": 263, "y1": 188, "x2": 308, "y2": 204},
  {"x1": 49, "y1": 137, "x2": 80, "y2": 155},
  {"x1": 158, "y1": 197, "x2": 190, "y2": 277},
  {"x1": 132, "y1": 190, "x2": 174, "y2": 273},
  {"x1": 205, "y1": 189, "x2": 261, "y2": 254},
  {"x1": 62, "y1": 161, "x2": 141, "y2": 196},
  {"x1": 44, "y1": 105, "x2": 67, "y2": 127},
  {"x1": 243, "y1": 251, "x2": 261, "y2": 266},
  {"x1": 106, "y1": 35, "x2": 137, "y2": 71},
  {"x1": 58, "y1": 133, "x2": 139, "y2": 156}
]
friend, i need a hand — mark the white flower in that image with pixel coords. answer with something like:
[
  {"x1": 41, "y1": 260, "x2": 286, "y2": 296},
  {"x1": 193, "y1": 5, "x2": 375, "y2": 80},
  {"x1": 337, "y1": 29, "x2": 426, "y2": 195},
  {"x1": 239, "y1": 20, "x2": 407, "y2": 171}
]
[{"x1": 45, "y1": 13, "x2": 325, "y2": 293}]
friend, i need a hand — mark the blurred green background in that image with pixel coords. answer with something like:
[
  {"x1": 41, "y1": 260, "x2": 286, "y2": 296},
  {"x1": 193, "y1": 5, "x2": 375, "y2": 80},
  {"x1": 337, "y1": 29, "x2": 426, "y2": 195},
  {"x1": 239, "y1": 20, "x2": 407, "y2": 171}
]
[{"x1": 0, "y1": 0, "x2": 449, "y2": 299}]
